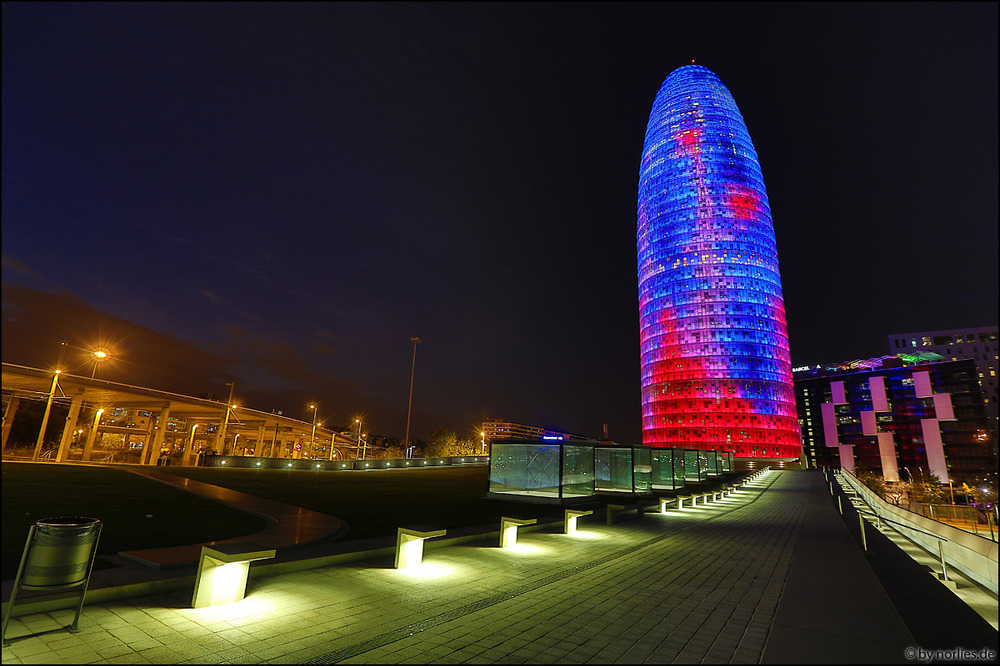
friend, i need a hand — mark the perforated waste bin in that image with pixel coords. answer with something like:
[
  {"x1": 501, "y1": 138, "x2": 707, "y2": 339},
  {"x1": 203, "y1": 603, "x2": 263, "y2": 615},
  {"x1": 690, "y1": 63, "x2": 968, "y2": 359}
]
[{"x1": 2, "y1": 517, "x2": 102, "y2": 645}]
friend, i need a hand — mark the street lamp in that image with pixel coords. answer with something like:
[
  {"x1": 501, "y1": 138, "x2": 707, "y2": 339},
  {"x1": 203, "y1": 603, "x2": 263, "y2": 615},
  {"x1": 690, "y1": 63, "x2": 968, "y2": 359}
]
[
  {"x1": 356, "y1": 419, "x2": 367, "y2": 461},
  {"x1": 90, "y1": 349, "x2": 108, "y2": 378},
  {"x1": 403, "y1": 337, "x2": 421, "y2": 453},
  {"x1": 327, "y1": 428, "x2": 338, "y2": 462},
  {"x1": 948, "y1": 478, "x2": 956, "y2": 505},
  {"x1": 218, "y1": 382, "x2": 235, "y2": 454},
  {"x1": 309, "y1": 405, "x2": 318, "y2": 459},
  {"x1": 480, "y1": 431, "x2": 486, "y2": 454}
]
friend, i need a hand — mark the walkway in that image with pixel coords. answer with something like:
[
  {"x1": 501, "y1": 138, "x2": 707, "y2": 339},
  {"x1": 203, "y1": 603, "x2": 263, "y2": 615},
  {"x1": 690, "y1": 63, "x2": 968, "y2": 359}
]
[
  {"x1": 3, "y1": 470, "x2": 996, "y2": 664},
  {"x1": 117, "y1": 467, "x2": 345, "y2": 568}
]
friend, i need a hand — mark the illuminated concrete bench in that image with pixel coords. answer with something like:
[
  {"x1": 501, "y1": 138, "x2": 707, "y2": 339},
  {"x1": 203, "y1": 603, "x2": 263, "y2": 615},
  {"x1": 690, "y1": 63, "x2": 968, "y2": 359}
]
[
  {"x1": 191, "y1": 543, "x2": 276, "y2": 608},
  {"x1": 499, "y1": 517, "x2": 537, "y2": 547},
  {"x1": 394, "y1": 526, "x2": 447, "y2": 569},
  {"x1": 564, "y1": 509, "x2": 592, "y2": 534},
  {"x1": 676, "y1": 494, "x2": 691, "y2": 509},
  {"x1": 656, "y1": 497, "x2": 677, "y2": 513}
]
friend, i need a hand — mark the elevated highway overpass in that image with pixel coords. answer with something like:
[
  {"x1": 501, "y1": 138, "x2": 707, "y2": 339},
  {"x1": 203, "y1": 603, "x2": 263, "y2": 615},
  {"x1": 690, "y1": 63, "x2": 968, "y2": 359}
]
[{"x1": 1, "y1": 363, "x2": 362, "y2": 465}]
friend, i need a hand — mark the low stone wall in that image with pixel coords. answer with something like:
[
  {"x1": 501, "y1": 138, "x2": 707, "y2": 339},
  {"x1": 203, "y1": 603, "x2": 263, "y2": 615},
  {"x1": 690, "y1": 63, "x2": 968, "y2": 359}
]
[{"x1": 203, "y1": 454, "x2": 489, "y2": 471}]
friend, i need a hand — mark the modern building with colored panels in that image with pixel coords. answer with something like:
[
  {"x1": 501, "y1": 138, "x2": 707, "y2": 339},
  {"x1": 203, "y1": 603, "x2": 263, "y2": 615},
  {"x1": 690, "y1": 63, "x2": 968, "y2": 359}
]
[
  {"x1": 637, "y1": 64, "x2": 799, "y2": 459},
  {"x1": 887, "y1": 326, "x2": 998, "y2": 434},
  {"x1": 793, "y1": 354, "x2": 995, "y2": 484}
]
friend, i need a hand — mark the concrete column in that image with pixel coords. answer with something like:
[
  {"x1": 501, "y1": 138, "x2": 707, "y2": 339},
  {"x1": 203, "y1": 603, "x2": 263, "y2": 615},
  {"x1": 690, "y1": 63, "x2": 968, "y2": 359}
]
[
  {"x1": 32, "y1": 371, "x2": 61, "y2": 461},
  {"x1": 254, "y1": 424, "x2": 266, "y2": 457},
  {"x1": 148, "y1": 403, "x2": 172, "y2": 464},
  {"x1": 181, "y1": 423, "x2": 199, "y2": 466},
  {"x1": 1, "y1": 397, "x2": 20, "y2": 452},
  {"x1": 139, "y1": 411, "x2": 158, "y2": 465},
  {"x1": 55, "y1": 391, "x2": 85, "y2": 463},
  {"x1": 269, "y1": 426, "x2": 281, "y2": 458},
  {"x1": 82, "y1": 407, "x2": 104, "y2": 461}
]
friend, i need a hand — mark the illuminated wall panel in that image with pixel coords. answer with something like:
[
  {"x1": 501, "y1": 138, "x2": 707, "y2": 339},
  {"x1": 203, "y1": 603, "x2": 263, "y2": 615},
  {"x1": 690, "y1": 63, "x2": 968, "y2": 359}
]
[{"x1": 637, "y1": 64, "x2": 800, "y2": 458}]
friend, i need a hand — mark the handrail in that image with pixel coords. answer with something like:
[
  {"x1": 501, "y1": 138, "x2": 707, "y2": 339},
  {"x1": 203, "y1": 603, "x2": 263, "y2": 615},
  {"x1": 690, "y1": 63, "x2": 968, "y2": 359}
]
[
  {"x1": 839, "y1": 485, "x2": 944, "y2": 540},
  {"x1": 834, "y1": 469, "x2": 998, "y2": 594}
]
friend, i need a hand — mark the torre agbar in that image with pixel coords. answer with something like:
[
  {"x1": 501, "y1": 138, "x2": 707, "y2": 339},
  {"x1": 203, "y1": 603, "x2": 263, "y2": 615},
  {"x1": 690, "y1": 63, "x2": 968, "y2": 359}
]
[{"x1": 637, "y1": 64, "x2": 800, "y2": 459}]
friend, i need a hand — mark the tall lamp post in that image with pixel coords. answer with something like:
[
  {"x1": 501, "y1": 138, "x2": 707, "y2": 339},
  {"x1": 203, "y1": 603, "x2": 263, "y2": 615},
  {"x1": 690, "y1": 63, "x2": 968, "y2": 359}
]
[
  {"x1": 33, "y1": 341, "x2": 67, "y2": 461},
  {"x1": 327, "y1": 428, "x2": 338, "y2": 461},
  {"x1": 356, "y1": 419, "x2": 367, "y2": 460},
  {"x1": 403, "y1": 337, "x2": 421, "y2": 455},
  {"x1": 218, "y1": 382, "x2": 235, "y2": 455},
  {"x1": 308, "y1": 405, "x2": 318, "y2": 459}
]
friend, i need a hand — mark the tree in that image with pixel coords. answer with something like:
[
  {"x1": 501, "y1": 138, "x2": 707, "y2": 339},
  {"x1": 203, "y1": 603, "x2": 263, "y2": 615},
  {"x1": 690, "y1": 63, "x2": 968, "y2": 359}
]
[
  {"x1": 854, "y1": 464, "x2": 886, "y2": 500},
  {"x1": 423, "y1": 429, "x2": 482, "y2": 457},
  {"x1": 376, "y1": 445, "x2": 405, "y2": 460},
  {"x1": 425, "y1": 428, "x2": 458, "y2": 458},
  {"x1": 908, "y1": 468, "x2": 945, "y2": 506},
  {"x1": 885, "y1": 482, "x2": 910, "y2": 506}
]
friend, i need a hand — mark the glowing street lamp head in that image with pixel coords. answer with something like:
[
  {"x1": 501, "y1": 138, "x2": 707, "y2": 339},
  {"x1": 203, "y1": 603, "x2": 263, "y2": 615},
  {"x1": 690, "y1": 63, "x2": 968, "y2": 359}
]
[{"x1": 92, "y1": 350, "x2": 108, "y2": 359}]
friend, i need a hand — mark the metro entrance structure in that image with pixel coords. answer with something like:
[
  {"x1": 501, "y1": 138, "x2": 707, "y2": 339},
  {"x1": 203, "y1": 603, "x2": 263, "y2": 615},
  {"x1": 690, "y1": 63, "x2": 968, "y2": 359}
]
[{"x1": 1, "y1": 363, "x2": 362, "y2": 465}]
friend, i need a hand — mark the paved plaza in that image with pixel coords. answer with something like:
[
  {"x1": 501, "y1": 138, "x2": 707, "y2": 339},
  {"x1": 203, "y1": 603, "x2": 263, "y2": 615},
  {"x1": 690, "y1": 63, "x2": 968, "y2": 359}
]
[{"x1": 2, "y1": 470, "x2": 996, "y2": 664}]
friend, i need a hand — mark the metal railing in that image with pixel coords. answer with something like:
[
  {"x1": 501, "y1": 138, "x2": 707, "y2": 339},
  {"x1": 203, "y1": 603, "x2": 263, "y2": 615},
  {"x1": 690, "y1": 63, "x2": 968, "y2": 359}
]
[
  {"x1": 832, "y1": 469, "x2": 998, "y2": 594},
  {"x1": 921, "y1": 504, "x2": 997, "y2": 541}
]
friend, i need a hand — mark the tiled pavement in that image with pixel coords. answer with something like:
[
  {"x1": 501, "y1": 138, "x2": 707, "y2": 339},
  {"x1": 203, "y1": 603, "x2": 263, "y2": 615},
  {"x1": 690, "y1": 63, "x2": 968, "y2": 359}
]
[{"x1": 1, "y1": 470, "x2": 988, "y2": 664}]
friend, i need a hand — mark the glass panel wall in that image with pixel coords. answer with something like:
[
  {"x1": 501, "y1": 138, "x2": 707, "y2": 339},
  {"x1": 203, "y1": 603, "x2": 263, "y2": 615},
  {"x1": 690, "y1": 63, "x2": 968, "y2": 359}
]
[
  {"x1": 595, "y1": 447, "x2": 634, "y2": 493},
  {"x1": 706, "y1": 450, "x2": 720, "y2": 477},
  {"x1": 699, "y1": 450, "x2": 712, "y2": 478},
  {"x1": 684, "y1": 449, "x2": 706, "y2": 482},
  {"x1": 721, "y1": 451, "x2": 733, "y2": 472},
  {"x1": 489, "y1": 442, "x2": 560, "y2": 498},
  {"x1": 562, "y1": 444, "x2": 595, "y2": 498},
  {"x1": 633, "y1": 448, "x2": 651, "y2": 492},
  {"x1": 651, "y1": 448, "x2": 686, "y2": 491}
]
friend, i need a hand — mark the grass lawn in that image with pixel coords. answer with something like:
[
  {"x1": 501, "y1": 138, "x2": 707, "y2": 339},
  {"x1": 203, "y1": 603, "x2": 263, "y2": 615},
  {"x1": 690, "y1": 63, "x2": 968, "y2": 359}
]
[
  {"x1": 149, "y1": 464, "x2": 564, "y2": 541},
  {"x1": 2, "y1": 462, "x2": 267, "y2": 580},
  {"x1": 3, "y1": 463, "x2": 564, "y2": 580}
]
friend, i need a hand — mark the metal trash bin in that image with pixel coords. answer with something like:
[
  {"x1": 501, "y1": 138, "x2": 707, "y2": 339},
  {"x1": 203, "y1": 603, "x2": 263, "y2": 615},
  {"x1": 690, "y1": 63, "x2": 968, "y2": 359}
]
[{"x1": 2, "y1": 517, "x2": 102, "y2": 645}]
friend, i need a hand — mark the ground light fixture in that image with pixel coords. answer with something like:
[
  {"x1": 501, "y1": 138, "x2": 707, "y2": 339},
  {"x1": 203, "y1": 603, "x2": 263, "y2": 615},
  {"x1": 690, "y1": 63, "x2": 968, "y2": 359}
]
[
  {"x1": 563, "y1": 509, "x2": 592, "y2": 535},
  {"x1": 191, "y1": 544, "x2": 275, "y2": 608},
  {"x1": 499, "y1": 517, "x2": 536, "y2": 548},
  {"x1": 394, "y1": 527, "x2": 446, "y2": 569}
]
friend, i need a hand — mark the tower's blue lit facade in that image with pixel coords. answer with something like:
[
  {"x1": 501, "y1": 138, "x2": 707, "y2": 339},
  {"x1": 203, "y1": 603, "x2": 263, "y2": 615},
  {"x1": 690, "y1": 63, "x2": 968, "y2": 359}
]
[{"x1": 637, "y1": 65, "x2": 800, "y2": 458}]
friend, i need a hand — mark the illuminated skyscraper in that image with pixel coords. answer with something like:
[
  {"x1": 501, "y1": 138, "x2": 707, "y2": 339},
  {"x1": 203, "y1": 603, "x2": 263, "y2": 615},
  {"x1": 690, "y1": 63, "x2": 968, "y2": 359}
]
[{"x1": 637, "y1": 64, "x2": 800, "y2": 458}]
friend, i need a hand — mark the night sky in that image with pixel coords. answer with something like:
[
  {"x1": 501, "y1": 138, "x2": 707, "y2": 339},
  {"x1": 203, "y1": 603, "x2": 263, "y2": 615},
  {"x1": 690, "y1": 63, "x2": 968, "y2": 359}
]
[{"x1": 3, "y1": 3, "x2": 997, "y2": 445}]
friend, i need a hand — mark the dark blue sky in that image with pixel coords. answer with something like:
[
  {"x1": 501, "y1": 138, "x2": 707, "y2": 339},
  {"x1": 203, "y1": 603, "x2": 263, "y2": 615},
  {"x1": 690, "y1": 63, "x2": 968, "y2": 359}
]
[{"x1": 3, "y1": 3, "x2": 997, "y2": 444}]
